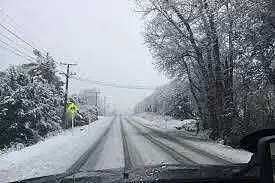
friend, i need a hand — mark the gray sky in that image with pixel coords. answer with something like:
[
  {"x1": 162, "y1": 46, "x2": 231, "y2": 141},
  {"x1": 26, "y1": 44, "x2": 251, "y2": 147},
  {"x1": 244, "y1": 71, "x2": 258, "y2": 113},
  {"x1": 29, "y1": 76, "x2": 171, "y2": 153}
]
[{"x1": 0, "y1": 0, "x2": 168, "y2": 113}]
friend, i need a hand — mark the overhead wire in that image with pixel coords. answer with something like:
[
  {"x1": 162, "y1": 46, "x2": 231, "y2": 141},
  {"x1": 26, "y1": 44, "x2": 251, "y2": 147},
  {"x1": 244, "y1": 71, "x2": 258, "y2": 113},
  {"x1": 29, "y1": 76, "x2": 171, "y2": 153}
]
[
  {"x1": 0, "y1": 38, "x2": 35, "y2": 60},
  {"x1": 0, "y1": 11, "x2": 155, "y2": 93},
  {"x1": 72, "y1": 76, "x2": 156, "y2": 90},
  {"x1": 0, "y1": 22, "x2": 35, "y2": 49},
  {"x1": 0, "y1": 9, "x2": 30, "y2": 40},
  {"x1": 0, "y1": 10, "x2": 80, "y2": 73},
  {"x1": 0, "y1": 31, "x2": 16, "y2": 44},
  {"x1": 0, "y1": 10, "x2": 40, "y2": 62},
  {"x1": 0, "y1": 31, "x2": 33, "y2": 54},
  {"x1": 0, "y1": 44, "x2": 34, "y2": 62},
  {"x1": 0, "y1": 11, "x2": 62, "y2": 67}
]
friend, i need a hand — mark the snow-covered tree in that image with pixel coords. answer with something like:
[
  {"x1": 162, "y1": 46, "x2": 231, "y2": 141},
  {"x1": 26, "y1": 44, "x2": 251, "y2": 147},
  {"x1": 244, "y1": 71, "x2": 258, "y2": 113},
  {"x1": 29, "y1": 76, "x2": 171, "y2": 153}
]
[
  {"x1": 134, "y1": 79, "x2": 195, "y2": 120},
  {"x1": 134, "y1": 0, "x2": 274, "y2": 145},
  {"x1": 0, "y1": 52, "x2": 64, "y2": 149}
]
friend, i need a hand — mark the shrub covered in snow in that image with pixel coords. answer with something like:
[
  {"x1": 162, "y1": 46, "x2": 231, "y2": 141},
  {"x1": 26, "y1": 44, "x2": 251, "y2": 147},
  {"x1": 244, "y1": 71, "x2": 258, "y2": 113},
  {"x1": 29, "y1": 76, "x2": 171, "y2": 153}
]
[
  {"x1": 68, "y1": 100, "x2": 99, "y2": 127},
  {"x1": 0, "y1": 51, "x2": 64, "y2": 149}
]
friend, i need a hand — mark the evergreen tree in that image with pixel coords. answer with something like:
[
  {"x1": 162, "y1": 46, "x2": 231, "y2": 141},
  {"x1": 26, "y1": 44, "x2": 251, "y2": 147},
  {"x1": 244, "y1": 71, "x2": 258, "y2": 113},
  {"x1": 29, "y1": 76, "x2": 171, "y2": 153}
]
[{"x1": 0, "y1": 52, "x2": 64, "y2": 149}]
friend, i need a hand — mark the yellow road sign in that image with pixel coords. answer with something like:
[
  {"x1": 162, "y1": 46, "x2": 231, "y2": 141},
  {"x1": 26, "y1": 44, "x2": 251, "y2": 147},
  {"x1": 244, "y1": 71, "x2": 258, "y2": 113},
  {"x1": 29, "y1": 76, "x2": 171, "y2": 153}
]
[{"x1": 67, "y1": 102, "x2": 78, "y2": 115}]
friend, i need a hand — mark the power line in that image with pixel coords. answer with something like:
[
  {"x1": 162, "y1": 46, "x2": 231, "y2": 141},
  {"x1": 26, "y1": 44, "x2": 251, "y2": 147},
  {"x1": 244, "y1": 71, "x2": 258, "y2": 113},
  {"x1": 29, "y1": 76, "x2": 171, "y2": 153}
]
[
  {"x1": 0, "y1": 38, "x2": 35, "y2": 60},
  {"x1": 72, "y1": 76, "x2": 156, "y2": 90},
  {"x1": 0, "y1": 31, "x2": 33, "y2": 54},
  {"x1": 0, "y1": 31, "x2": 16, "y2": 44},
  {"x1": 0, "y1": 10, "x2": 48, "y2": 55},
  {"x1": 0, "y1": 44, "x2": 34, "y2": 62},
  {"x1": 0, "y1": 22, "x2": 35, "y2": 49},
  {"x1": 0, "y1": 10, "x2": 68, "y2": 77},
  {"x1": 0, "y1": 10, "x2": 72, "y2": 67},
  {"x1": 0, "y1": 9, "x2": 27, "y2": 37}
]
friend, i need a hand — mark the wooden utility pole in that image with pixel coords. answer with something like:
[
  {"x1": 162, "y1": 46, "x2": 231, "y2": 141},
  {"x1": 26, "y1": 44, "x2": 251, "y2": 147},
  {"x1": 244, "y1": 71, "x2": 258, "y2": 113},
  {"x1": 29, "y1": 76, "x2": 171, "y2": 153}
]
[
  {"x1": 95, "y1": 91, "x2": 100, "y2": 107},
  {"x1": 103, "y1": 96, "x2": 106, "y2": 116},
  {"x1": 94, "y1": 91, "x2": 100, "y2": 116},
  {"x1": 86, "y1": 90, "x2": 101, "y2": 116},
  {"x1": 60, "y1": 62, "x2": 77, "y2": 128}
]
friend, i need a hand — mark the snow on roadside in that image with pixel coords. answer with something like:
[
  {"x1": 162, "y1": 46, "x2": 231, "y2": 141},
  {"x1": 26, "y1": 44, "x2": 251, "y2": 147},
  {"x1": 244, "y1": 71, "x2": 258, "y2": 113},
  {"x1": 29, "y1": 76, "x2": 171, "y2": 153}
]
[
  {"x1": 182, "y1": 139, "x2": 252, "y2": 163},
  {"x1": 133, "y1": 115, "x2": 211, "y2": 140},
  {"x1": 133, "y1": 113, "x2": 252, "y2": 163},
  {"x1": 0, "y1": 117, "x2": 113, "y2": 183},
  {"x1": 135, "y1": 112, "x2": 196, "y2": 131}
]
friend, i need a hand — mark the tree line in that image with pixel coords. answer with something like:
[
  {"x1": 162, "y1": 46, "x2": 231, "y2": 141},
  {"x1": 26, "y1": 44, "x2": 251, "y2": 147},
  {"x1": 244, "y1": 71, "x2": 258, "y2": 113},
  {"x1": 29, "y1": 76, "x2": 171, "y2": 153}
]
[
  {"x1": 134, "y1": 79, "x2": 196, "y2": 120},
  {"x1": 134, "y1": 0, "x2": 274, "y2": 146}
]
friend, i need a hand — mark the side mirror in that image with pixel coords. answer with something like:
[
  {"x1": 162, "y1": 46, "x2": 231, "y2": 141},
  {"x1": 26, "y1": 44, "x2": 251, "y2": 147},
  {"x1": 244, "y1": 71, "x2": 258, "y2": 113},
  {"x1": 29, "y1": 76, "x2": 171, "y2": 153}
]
[{"x1": 257, "y1": 135, "x2": 275, "y2": 183}]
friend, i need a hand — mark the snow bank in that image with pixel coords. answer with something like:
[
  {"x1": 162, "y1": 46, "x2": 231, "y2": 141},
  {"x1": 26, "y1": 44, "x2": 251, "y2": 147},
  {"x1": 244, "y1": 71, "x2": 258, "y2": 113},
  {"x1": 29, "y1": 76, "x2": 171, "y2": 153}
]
[
  {"x1": 182, "y1": 139, "x2": 252, "y2": 163},
  {"x1": 134, "y1": 114, "x2": 211, "y2": 140},
  {"x1": 136, "y1": 112, "x2": 202, "y2": 134},
  {"x1": 0, "y1": 117, "x2": 113, "y2": 183},
  {"x1": 135, "y1": 112, "x2": 197, "y2": 131},
  {"x1": 133, "y1": 114, "x2": 252, "y2": 163}
]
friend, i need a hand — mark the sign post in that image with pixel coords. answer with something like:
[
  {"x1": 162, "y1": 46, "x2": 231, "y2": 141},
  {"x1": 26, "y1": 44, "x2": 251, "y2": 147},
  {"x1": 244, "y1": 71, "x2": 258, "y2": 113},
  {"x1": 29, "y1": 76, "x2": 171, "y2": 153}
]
[
  {"x1": 88, "y1": 116, "x2": 91, "y2": 135},
  {"x1": 67, "y1": 102, "x2": 78, "y2": 134},
  {"x1": 72, "y1": 115, "x2": 74, "y2": 129}
]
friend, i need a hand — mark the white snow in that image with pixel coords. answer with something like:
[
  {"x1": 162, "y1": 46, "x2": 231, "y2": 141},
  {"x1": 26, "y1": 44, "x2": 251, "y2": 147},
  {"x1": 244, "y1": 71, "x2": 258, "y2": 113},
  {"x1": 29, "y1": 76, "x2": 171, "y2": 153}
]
[
  {"x1": 82, "y1": 117, "x2": 125, "y2": 170},
  {"x1": 0, "y1": 114, "x2": 254, "y2": 182},
  {"x1": 122, "y1": 118, "x2": 178, "y2": 166},
  {"x1": 132, "y1": 114, "x2": 211, "y2": 139},
  {"x1": 181, "y1": 139, "x2": 252, "y2": 163},
  {"x1": 133, "y1": 113, "x2": 252, "y2": 163},
  {"x1": 135, "y1": 112, "x2": 197, "y2": 131},
  {"x1": 0, "y1": 117, "x2": 114, "y2": 183}
]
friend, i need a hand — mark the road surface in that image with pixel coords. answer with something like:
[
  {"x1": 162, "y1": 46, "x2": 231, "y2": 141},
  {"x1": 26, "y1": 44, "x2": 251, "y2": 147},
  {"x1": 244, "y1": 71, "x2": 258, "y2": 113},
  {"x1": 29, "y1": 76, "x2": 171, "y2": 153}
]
[{"x1": 68, "y1": 115, "x2": 235, "y2": 175}]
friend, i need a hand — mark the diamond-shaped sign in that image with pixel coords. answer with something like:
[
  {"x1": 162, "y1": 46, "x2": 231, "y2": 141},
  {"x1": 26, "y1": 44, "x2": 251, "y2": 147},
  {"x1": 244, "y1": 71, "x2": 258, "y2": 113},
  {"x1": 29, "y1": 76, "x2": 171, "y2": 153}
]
[{"x1": 67, "y1": 102, "x2": 78, "y2": 115}]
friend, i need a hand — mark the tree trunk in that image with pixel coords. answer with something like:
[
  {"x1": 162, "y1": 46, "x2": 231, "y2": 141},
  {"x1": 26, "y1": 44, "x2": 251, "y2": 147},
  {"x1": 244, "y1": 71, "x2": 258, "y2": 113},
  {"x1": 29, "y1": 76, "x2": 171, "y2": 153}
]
[
  {"x1": 197, "y1": 0, "x2": 219, "y2": 136},
  {"x1": 180, "y1": 57, "x2": 206, "y2": 127},
  {"x1": 172, "y1": 6, "x2": 218, "y2": 132},
  {"x1": 223, "y1": 3, "x2": 235, "y2": 144},
  {"x1": 203, "y1": 2, "x2": 225, "y2": 139}
]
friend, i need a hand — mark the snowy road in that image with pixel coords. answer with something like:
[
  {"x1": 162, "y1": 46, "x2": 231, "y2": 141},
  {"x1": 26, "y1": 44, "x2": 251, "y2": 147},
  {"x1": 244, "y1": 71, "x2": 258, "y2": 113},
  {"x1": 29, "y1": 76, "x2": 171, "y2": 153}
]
[
  {"x1": 0, "y1": 115, "x2": 251, "y2": 182},
  {"x1": 73, "y1": 115, "x2": 250, "y2": 174}
]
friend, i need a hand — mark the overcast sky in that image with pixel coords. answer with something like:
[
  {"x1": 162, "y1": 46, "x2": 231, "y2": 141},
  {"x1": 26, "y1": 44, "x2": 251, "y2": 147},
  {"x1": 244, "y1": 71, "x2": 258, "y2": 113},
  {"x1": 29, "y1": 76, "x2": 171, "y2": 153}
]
[{"x1": 0, "y1": 0, "x2": 168, "y2": 113}]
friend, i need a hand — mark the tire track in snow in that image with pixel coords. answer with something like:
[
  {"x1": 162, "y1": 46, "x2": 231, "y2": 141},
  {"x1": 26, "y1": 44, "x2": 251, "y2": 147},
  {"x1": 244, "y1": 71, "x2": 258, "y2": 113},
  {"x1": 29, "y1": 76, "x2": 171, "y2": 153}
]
[
  {"x1": 67, "y1": 116, "x2": 116, "y2": 174},
  {"x1": 120, "y1": 115, "x2": 144, "y2": 170},
  {"x1": 120, "y1": 115, "x2": 133, "y2": 170},
  {"x1": 125, "y1": 118, "x2": 197, "y2": 166},
  {"x1": 131, "y1": 117, "x2": 232, "y2": 165}
]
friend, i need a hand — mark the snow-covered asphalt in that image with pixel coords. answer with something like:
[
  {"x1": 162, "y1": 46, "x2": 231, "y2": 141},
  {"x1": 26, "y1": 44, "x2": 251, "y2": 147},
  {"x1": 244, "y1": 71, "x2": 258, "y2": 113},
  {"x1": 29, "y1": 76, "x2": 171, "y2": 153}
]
[
  {"x1": 74, "y1": 115, "x2": 252, "y2": 173},
  {"x1": 0, "y1": 115, "x2": 252, "y2": 182}
]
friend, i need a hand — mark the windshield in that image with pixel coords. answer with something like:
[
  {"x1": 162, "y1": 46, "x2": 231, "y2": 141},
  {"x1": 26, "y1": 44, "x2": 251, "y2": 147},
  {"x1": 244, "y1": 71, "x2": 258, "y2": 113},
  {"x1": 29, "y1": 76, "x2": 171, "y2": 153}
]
[{"x1": 0, "y1": 0, "x2": 274, "y2": 182}]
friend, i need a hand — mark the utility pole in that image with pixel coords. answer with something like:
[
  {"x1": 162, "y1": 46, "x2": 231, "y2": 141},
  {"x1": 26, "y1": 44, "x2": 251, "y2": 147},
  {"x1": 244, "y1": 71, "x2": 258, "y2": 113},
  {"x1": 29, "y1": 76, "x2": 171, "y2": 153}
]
[
  {"x1": 87, "y1": 90, "x2": 101, "y2": 116},
  {"x1": 95, "y1": 91, "x2": 100, "y2": 107},
  {"x1": 60, "y1": 62, "x2": 77, "y2": 128},
  {"x1": 103, "y1": 96, "x2": 106, "y2": 116},
  {"x1": 94, "y1": 91, "x2": 101, "y2": 116}
]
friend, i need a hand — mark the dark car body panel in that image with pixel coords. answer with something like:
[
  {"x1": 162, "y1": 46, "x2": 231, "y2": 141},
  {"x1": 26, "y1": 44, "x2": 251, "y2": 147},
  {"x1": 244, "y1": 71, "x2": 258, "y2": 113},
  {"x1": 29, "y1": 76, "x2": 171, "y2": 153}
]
[{"x1": 18, "y1": 163, "x2": 259, "y2": 183}]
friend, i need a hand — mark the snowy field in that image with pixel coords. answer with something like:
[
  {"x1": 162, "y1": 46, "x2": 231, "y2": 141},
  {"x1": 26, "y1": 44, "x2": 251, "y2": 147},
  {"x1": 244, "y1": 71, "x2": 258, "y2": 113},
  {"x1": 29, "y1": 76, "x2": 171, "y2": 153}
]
[
  {"x1": 132, "y1": 113, "x2": 252, "y2": 163},
  {"x1": 0, "y1": 117, "x2": 113, "y2": 183}
]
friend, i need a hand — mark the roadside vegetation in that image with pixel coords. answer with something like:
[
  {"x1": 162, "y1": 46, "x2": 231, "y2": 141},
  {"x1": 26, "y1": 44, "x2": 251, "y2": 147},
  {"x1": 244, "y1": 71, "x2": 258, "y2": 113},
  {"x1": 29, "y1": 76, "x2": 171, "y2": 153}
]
[
  {"x1": 0, "y1": 51, "x2": 64, "y2": 149},
  {"x1": 0, "y1": 51, "x2": 98, "y2": 150},
  {"x1": 134, "y1": 0, "x2": 274, "y2": 147}
]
